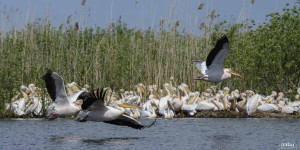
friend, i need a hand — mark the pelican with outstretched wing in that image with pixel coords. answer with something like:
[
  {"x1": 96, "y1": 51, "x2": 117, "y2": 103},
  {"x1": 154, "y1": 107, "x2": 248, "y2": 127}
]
[
  {"x1": 193, "y1": 35, "x2": 242, "y2": 82},
  {"x1": 76, "y1": 88, "x2": 156, "y2": 130},
  {"x1": 42, "y1": 70, "x2": 84, "y2": 120}
]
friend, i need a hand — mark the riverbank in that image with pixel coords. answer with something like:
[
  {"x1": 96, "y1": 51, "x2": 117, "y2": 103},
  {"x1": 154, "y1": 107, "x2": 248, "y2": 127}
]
[
  {"x1": 175, "y1": 111, "x2": 300, "y2": 118},
  {"x1": 1, "y1": 110, "x2": 299, "y2": 119}
]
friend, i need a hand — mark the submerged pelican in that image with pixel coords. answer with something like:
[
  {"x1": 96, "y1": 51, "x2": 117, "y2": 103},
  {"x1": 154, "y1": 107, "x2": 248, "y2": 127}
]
[
  {"x1": 193, "y1": 35, "x2": 242, "y2": 82},
  {"x1": 76, "y1": 88, "x2": 156, "y2": 129}
]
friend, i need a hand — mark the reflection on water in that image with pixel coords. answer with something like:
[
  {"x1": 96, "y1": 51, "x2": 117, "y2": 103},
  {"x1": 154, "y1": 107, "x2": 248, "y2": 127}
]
[
  {"x1": 51, "y1": 135, "x2": 141, "y2": 145},
  {"x1": 0, "y1": 118, "x2": 299, "y2": 150}
]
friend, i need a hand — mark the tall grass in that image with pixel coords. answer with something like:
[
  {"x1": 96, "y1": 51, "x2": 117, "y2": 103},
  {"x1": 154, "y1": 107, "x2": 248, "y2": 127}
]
[{"x1": 0, "y1": 2, "x2": 299, "y2": 113}]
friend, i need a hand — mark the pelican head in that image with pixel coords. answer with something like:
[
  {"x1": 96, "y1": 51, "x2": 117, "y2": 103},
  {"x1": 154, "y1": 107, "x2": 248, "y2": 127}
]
[
  {"x1": 223, "y1": 87, "x2": 230, "y2": 95},
  {"x1": 210, "y1": 86, "x2": 217, "y2": 93},
  {"x1": 84, "y1": 84, "x2": 89, "y2": 89},
  {"x1": 152, "y1": 85, "x2": 158, "y2": 91},
  {"x1": 225, "y1": 68, "x2": 243, "y2": 78},
  {"x1": 20, "y1": 85, "x2": 28, "y2": 92},
  {"x1": 180, "y1": 83, "x2": 190, "y2": 94},
  {"x1": 28, "y1": 84, "x2": 35, "y2": 90},
  {"x1": 270, "y1": 91, "x2": 277, "y2": 97},
  {"x1": 277, "y1": 92, "x2": 284, "y2": 100}
]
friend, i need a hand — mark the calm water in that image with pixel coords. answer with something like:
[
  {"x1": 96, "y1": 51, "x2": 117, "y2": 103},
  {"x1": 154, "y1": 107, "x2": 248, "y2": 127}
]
[{"x1": 0, "y1": 118, "x2": 299, "y2": 150}]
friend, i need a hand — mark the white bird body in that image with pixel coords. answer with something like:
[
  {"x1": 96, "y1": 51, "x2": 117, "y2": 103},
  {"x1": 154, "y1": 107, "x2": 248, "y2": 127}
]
[
  {"x1": 257, "y1": 103, "x2": 280, "y2": 113},
  {"x1": 196, "y1": 101, "x2": 215, "y2": 111},
  {"x1": 181, "y1": 104, "x2": 197, "y2": 115},
  {"x1": 12, "y1": 99, "x2": 23, "y2": 116},
  {"x1": 24, "y1": 97, "x2": 40, "y2": 115},
  {"x1": 171, "y1": 97, "x2": 183, "y2": 112},
  {"x1": 281, "y1": 105, "x2": 296, "y2": 114},
  {"x1": 210, "y1": 99, "x2": 225, "y2": 110},
  {"x1": 159, "y1": 96, "x2": 172, "y2": 115},
  {"x1": 163, "y1": 108, "x2": 174, "y2": 119},
  {"x1": 159, "y1": 84, "x2": 174, "y2": 115},
  {"x1": 139, "y1": 108, "x2": 157, "y2": 119},
  {"x1": 246, "y1": 94, "x2": 262, "y2": 115},
  {"x1": 86, "y1": 106, "x2": 123, "y2": 121}
]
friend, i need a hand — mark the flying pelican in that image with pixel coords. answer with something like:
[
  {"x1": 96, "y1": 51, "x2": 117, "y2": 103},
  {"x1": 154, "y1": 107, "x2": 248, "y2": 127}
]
[
  {"x1": 193, "y1": 35, "x2": 242, "y2": 82},
  {"x1": 76, "y1": 88, "x2": 156, "y2": 129},
  {"x1": 42, "y1": 70, "x2": 82, "y2": 120}
]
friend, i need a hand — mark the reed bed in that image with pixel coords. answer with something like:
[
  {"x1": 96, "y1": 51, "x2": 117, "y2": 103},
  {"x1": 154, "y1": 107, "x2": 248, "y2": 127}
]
[{"x1": 0, "y1": 2, "x2": 299, "y2": 114}]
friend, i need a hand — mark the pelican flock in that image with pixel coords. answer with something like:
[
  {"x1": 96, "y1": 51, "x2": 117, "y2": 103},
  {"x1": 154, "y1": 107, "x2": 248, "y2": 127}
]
[
  {"x1": 5, "y1": 72, "x2": 300, "y2": 121},
  {"x1": 3, "y1": 35, "x2": 300, "y2": 127}
]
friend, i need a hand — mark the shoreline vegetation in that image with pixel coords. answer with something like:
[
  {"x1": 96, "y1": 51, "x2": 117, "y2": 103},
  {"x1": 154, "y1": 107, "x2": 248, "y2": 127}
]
[{"x1": 0, "y1": 2, "x2": 299, "y2": 118}]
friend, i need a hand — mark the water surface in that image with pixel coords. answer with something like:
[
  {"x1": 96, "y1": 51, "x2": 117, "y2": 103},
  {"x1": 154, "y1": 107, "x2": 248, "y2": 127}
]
[{"x1": 0, "y1": 118, "x2": 299, "y2": 150}]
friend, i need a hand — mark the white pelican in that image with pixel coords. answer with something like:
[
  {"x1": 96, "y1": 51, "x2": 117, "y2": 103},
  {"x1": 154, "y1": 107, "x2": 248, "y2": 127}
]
[
  {"x1": 76, "y1": 88, "x2": 156, "y2": 129},
  {"x1": 181, "y1": 93, "x2": 197, "y2": 115},
  {"x1": 196, "y1": 100, "x2": 216, "y2": 111},
  {"x1": 139, "y1": 102, "x2": 158, "y2": 119},
  {"x1": 246, "y1": 94, "x2": 263, "y2": 115},
  {"x1": 170, "y1": 87, "x2": 183, "y2": 112},
  {"x1": 193, "y1": 35, "x2": 242, "y2": 82},
  {"x1": 236, "y1": 93, "x2": 247, "y2": 111},
  {"x1": 11, "y1": 85, "x2": 31, "y2": 116},
  {"x1": 42, "y1": 70, "x2": 82, "y2": 120},
  {"x1": 158, "y1": 83, "x2": 174, "y2": 115},
  {"x1": 23, "y1": 86, "x2": 43, "y2": 116},
  {"x1": 257, "y1": 103, "x2": 281, "y2": 113}
]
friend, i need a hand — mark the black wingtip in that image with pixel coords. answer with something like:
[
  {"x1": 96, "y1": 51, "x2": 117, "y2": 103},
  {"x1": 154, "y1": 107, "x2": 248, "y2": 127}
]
[
  {"x1": 144, "y1": 118, "x2": 156, "y2": 129},
  {"x1": 81, "y1": 88, "x2": 106, "y2": 110},
  {"x1": 217, "y1": 34, "x2": 228, "y2": 43},
  {"x1": 42, "y1": 70, "x2": 53, "y2": 80}
]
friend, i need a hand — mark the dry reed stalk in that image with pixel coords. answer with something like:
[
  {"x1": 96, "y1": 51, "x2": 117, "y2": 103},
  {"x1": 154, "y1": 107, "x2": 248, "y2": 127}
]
[{"x1": 198, "y1": 3, "x2": 205, "y2": 10}]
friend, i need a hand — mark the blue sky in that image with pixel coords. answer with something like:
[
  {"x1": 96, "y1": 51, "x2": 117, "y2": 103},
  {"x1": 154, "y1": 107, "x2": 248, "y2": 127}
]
[{"x1": 0, "y1": 0, "x2": 297, "y2": 35}]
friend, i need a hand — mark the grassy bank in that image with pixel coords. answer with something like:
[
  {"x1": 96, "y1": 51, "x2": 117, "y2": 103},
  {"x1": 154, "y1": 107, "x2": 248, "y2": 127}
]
[{"x1": 0, "y1": 2, "x2": 299, "y2": 114}]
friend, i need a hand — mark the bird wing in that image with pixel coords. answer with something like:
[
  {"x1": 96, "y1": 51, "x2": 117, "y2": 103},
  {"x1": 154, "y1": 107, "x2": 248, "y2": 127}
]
[
  {"x1": 206, "y1": 35, "x2": 229, "y2": 70},
  {"x1": 42, "y1": 70, "x2": 68, "y2": 105},
  {"x1": 81, "y1": 88, "x2": 106, "y2": 111},
  {"x1": 192, "y1": 59, "x2": 207, "y2": 74},
  {"x1": 104, "y1": 114, "x2": 156, "y2": 130}
]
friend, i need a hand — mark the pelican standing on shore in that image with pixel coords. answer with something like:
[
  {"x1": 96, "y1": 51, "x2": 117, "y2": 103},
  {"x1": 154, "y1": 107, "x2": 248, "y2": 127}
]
[{"x1": 193, "y1": 35, "x2": 242, "y2": 82}]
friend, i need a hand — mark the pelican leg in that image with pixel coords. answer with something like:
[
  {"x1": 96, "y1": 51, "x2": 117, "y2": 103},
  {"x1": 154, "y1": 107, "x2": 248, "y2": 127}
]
[
  {"x1": 194, "y1": 75, "x2": 208, "y2": 80},
  {"x1": 47, "y1": 112, "x2": 56, "y2": 121}
]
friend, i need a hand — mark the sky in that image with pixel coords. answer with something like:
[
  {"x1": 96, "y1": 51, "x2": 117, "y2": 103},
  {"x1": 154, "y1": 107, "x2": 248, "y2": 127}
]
[{"x1": 0, "y1": 0, "x2": 297, "y2": 35}]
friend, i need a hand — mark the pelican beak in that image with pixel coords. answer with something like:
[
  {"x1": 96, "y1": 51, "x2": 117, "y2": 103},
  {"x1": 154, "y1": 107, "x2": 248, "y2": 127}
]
[
  {"x1": 184, "y1": 88, "x2": 190, "y2": 94},
  {"x1": 138, "y1": 87, "x2": 145, "y2": 95},
  {"x1": 72, "y1": 84, "x2": 79, "y2": 92},
  {"x1": 24, "y1": 99, "x2": 33, "y2": 111},
  {"x1": 266, "y1": 98, "x2": 271, "y2": 103},
  {"x1": 166, "y1": 87, "x2": 175, "y2": 95},
  {"x1": 229, "y1": 70, "x2": 243, "y2": 78},
  {"x1": 167, "y1": 101, "x2": 175, "y2": 112},
  {"x1": 153, "y1": 97, "x2": 159, "y2": 101},
  {"x1": 224, "y1": 91, "x2": 228, "y2": 96},
  {"x1": 187, "y1": 96, "x2": 194, "y2": 104},
  {"x1": 117, "y1": 104, "x2": 141, "y2": 109},
  {"x1": 151, "y1": 103, "x2": 159, "y2": 109}
]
